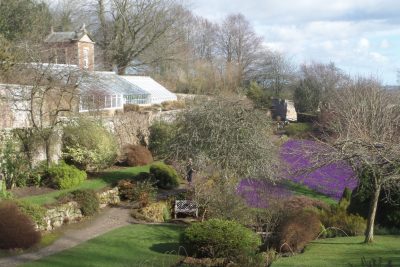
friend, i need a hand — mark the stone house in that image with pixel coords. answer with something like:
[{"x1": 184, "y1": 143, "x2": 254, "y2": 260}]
[{"x1": 44, "y1": 24, "x2": 95, "y2": 71}]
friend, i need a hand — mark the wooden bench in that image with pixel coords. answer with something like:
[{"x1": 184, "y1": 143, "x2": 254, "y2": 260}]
[{"x1": 174, "y1": 200, "x2": 198, "y2": 218}]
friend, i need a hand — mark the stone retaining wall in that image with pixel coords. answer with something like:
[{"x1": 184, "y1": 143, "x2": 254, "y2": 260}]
[
  {"x1": 40, "y1": 201, "x2": 83, "y2": 231},
  {"x1": 97, "y1": 187, "x2": 120, "y2": 208},
  {"x1": 39, "y1": 187, "x2": 120, "y2": 231}
]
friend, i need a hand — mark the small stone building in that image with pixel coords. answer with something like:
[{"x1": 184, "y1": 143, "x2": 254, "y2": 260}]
[{"x1": 271, "y1": 98, "x2": 297, "y2": 122}]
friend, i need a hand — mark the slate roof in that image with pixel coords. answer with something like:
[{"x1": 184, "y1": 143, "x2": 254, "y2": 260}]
[{"x1": 44, "y1": 24, "x2": 94, "y2": 43}]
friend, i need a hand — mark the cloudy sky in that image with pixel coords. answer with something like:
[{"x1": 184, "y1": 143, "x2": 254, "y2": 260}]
[{"x1": 191, "y1": 0, "x2": 400, "y2": 85}]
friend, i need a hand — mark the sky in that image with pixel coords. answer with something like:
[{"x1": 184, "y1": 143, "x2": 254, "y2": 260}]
[{"x1": 191, "y1": 0, "x2": 400, "y2": 85}]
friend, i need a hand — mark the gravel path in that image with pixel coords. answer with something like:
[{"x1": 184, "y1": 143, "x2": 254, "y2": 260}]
[{"x1": 0, "y1": 206, "x2": 134, "y2": 267}]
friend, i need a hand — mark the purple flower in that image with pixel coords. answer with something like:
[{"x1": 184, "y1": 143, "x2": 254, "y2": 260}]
[
  {"x1": 280, "y1": 140, "x2": 358, "y2": 200},
  {"x1": 237, "y1": 179, "x2": 292, "y2": 208}
]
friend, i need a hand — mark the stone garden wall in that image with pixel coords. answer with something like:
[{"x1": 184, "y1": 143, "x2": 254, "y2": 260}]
[
  {"x1": 40, "y1": 201, "x2": 83, "y2": 231},
  {"x1": 97, "y1": 187, "x2": 120, "y2": 208},
  {"x1": 39, "y1": 187, "x2": 120, "y2": 231}
]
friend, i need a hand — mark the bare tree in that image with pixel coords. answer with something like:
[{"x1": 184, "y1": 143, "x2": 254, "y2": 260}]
[
  {"x1": 253, "y1": 50, "x2": 296, "y2": 97},
  {"x1": 217, "y1": 14, "x2": 263, "y2": 85},
  {"x1": 324, "y1": 77, "x2": 400, "y2": 243},
  {"x1": 45, "y1": 0, "x2": 84, "y2": 31},
  {"x1": 188, "y1": 15, "x2": 218, "y2": 62},
  {"x1": 92, "y1": 0, "x2": 184, "y2": 74},
  {"x1": 300, "y1": 62, "x2": 348, "y2": 105}
]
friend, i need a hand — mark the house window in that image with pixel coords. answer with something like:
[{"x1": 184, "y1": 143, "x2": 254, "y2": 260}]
[{"x1": 83, "y1": 48, "x2": 89, "y2": 69}]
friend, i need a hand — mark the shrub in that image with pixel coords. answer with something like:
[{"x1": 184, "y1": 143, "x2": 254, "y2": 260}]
[
  {"x1": 134, "y1": 201, "x2": 169, "y2": 222},
  {"x1": 124, "y1": 104, "x2": 140, "y2": 112},
  {"x1": 181, "y1": 219, "x2": 261, "y2": 264},
  {"x1": 0, "y1": 135, "x2": 31, "y2": 189},
  {"x1": 340, "y1": 187, "x2": 352, "y2": 203},
  {"x1": 0, "y1": 201, "x2": 41, "y2": 249},
  {"x1": 133, "y1": 180, "x2": 157, "y2": 207},
  {"x1": 47, "y1": 162, "x2": 87, "y2": 189},
  {"x1": 246, "y1": 81, "x2": 271, "y2": 109},
  {"x1": 122, "y1": 144, "x2": 153, "y2": 166},
  {"x1": 161, "y1": 100, "x2": 186, "y2": 111},
  {"x1": 70, "y1": 189, "x2": 100, "y2": 216},
  {"x1": 63, "y1": 118, "x2": 118, "y2": 171},
  {"x1": 319, "y1": 203, "x2": 366, "y2": 237},
  {"x1": 150, "y1": 162, "x2": 180, "y2": 189},
  {"x1": 135, "y1": 172, "x2": 152, "y2": 182},
  {"x1": 148, "y1": 121, "x2": 175, "y2": 158},
  {"x1": 16, "y1": 201, "x2": 47, "y2": 228},
  {"x1": 117, "y1": 179, "x2": 136, "y2": 201},
  {"x1": 283, "y1": 195, "x2": 329, "y2": 212},
  {"x1": 284, "y1": 122, "x2": 313, "y2": 138},
  {"x1": 278, "y1": 210, "x2": 321, "y2": 253},
  {"x1": 117, "y1": 179, "x2": 156, "y2": 206}
]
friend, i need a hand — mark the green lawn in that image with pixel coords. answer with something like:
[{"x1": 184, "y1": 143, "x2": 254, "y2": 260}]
[
  {"x1": 272, "y1": 235, "x2": 400, "y2": 267},
  {"x1": 284, "y1": 181, "x2": 337, "y2": 205},
  {"x1": 23, "y1": 224, "x2": 185, "y2": 267},
  {"x1": 21, "y1": 165, "x2": 151, "y2": 206}
]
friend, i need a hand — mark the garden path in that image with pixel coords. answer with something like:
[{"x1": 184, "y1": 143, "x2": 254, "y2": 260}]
[{"x1": 0, "y1": 205, "x2": 134, "y2": 267}]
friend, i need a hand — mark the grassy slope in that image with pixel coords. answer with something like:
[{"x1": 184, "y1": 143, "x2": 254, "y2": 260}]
[
  {"x1": 23, "y1": 224, "x2": 185, "y2": 267},
  {"x1": 21, "y1": 165, "x2": 151, "y2": 206},
  {"x1": 273, "y1": 235, "x2": 400, "y2": 267},
  {"x1": 284, "y1": 181, "x2": 337, "y2": 205}
]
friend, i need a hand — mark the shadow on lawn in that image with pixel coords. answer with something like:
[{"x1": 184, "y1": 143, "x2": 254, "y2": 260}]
[
  {"x1": 150, "y1": 242, "x2": 182, "y2": 254},
  {"x1": 90, "y1": 171, "x2": 133, "y2": 185},
  {"x1": 89, "y1": 165, "x2": 151, "y2": 186},
  {"x1": 312, "y1": 241, "x2": 365, "y2": 245}
]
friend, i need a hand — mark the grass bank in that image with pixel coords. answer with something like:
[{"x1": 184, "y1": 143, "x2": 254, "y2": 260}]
[{"x1": 272, "y1": 235, "x2": 400, "y2": 267}]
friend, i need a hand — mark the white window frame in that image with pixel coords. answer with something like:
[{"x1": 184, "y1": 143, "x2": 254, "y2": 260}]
[{"x1": 83, "y1": 48, "x2": 89, "y2": 69}]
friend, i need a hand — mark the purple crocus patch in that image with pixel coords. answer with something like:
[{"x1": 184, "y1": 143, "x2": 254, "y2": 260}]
[
  {"x1": 280, "y1": 139, "x2": 358, "y2": 200},
  {"x1": 237, "y1": 179, "x2": 292, "y2": 208}
]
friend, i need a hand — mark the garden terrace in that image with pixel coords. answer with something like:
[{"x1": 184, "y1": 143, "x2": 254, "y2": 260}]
[{"x1": 18, "y1": 165, "x2": 151, "y2": 206}]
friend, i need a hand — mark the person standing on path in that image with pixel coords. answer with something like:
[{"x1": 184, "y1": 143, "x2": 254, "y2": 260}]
[{"x1": 186, "y1": 158, "x2": 195, "y2": 185}]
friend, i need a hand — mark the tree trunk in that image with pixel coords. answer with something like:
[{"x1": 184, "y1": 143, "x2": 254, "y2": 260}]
[
  {"x1": 45, "y1": 138, "x2": 52, "y2": 167},
  {"x1": 364, "y1": 184, "x2": 381, "y2": 243},
  {"x1": 117, "y1": 64, "x2": 127, "y2": 75}
]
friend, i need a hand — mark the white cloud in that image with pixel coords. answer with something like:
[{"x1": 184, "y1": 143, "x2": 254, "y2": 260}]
[
  {"x1": 369, "y1": 52, "x2": 388, "y2": 64},
  {"x1": 380, "y1": 39, "x2": 390, "y2": 49},
  {"x1": 358, "y1": 38, "x2": 370, "y2": 50}
]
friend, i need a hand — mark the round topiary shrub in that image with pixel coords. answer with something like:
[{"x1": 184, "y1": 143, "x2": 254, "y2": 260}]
[
  {"x1": 122, "y1": 144, "x2": 154, "y2": 167},
  {"x1": 150, "y1": 162, "x2": 180, "y2": 189},
  {"x1": 47, "y1": 161, "x2": 87, "y2": 189},
  {"x1": 71, "y1": 189, "x2": 100, "y2": 216},
  {"x1": 0, "y1": 201, "x2": 41, "y2": 249},
  {"x1": 181, "y1": 219, "x2": 261, "y2": 263}
]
